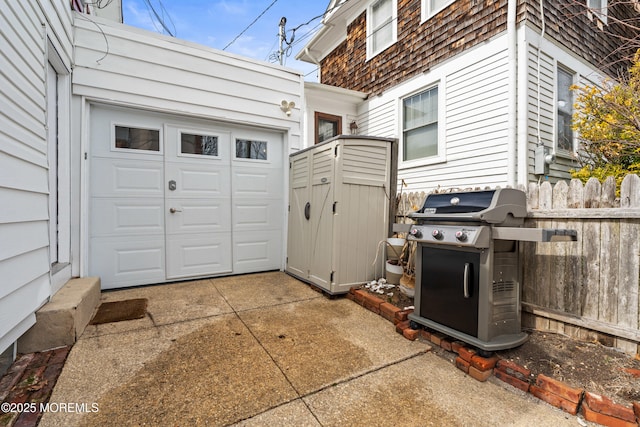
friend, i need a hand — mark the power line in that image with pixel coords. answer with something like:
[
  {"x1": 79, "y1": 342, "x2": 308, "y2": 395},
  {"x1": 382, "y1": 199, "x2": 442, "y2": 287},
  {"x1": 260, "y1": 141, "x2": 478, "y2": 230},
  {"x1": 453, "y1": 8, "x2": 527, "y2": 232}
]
[{"x1": 223, "y1": 0, "x2": 279, "y2": 51}]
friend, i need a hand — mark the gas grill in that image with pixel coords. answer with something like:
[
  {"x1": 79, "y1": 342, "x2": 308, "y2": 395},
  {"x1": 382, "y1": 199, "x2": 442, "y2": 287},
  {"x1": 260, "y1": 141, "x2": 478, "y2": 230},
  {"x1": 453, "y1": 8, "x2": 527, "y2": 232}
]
[{"x1": 406, "y1": 188, "x2": 577, "y2": 352}]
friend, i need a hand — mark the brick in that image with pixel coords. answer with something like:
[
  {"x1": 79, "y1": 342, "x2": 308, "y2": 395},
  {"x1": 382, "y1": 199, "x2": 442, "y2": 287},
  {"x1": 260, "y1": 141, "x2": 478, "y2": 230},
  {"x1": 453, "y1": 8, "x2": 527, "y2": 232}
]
[
  {"x1": 429, "y1": 332, "x2": 445, "y2": 346},
  {"x1": 352, "y1": 289, "x2": 367, "y2": 305},
  {"x1": 623, "y1": 367, "x2": 640, "y2": 379},
  {"x1": 455, "y1": 356, "x2": 470, "y2": 374},
  {"x1": 632, "y1": 402, "x2": 640, "y2": 420},
  {"x1": 379, "y1": 302, "x2": 400, "y2": 323},
  {"x1": 395, "y1": 320, "x2": 410, "y2": 335},
  {"x1": 457, "y1": 346, "x2": 476, "y2": 363},
  {"x1": 362, "y1": 293, "x2": 384, "y2": 314},
  {"x1": 420, "y1": 329, "x2": 431, "y2": 341},
  {"x1": 469, "y1": 366, "x2": 493, "y2": 382},
  {"x1": 470, "y1": 354, "x2": 499, "y2": 371},
  {"x1": 495, "y1": 359, "x2": 531, "y2": 380},
  {"x1": 582, "y1": 401, "x2": 638, "y2": 427},
  {"x1": 0, "y1": 371, "x2": 23, "y2": 402},
  {"x1": 403, "y1": 328, "x2": 419, "y2": 341},
  {"x1": 494, "y1": 369, "x2": 530, "y2": 392},
  {"x1": 29, "y1": 351, "x2": 52, "y2": 368},
  {"x1": 14, "y1": 410, "x2": 42, "y2": 427},
  {"x1": 395, "y1": 309, "x2": 413, "y2": 322},
  {"x1": 48, "y1": 346, "x2": 70, "y2": 366},
  {"x1": 583, "y1": 392, "x2": 636, "y2": 422},
  {"x1": 535, "y1": 374, "x2": 583, "y2": 403},
  {"x1": 439, "y1": 338, "x2": 452, "y2": 352},
  {"x1": 451, "y1": 341, "x2": 465, "y2": 354},
  {"x1": 529, "y1": 385, "x2": 580, "y2": 415},
  {"x1": 6, "y1": 354, "x2": 34, "y2": 377}
]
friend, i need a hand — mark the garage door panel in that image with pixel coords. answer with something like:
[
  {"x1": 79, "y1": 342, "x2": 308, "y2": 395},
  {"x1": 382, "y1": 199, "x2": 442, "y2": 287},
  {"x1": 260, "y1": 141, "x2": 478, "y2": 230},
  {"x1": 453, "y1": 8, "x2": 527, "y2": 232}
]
[
  {"x1": 166, "y1": 200, "x2": 231, "y2": 234},
  {"x1": 91, "y1": 199, "x2": 164, "y2": 236},
  {"x1": 166, "y1": 233, "x2": 232, "y2": 279},
  {"x1": 232, "y1": 230, "x2": 282, "y2": 273},
  {"x1": 232, "y1": 199, "x2": 283, "y2": 231},
  {"x1": 90, "y1": 236, "x2": 165, "y2": 289},
  {"x1": 232, "y1": 167, "x2": 281, "y2": 197},
  {"x1": 91, "y1": 158, "x2": 163, "y2": 197},
  {"x1": 166, "y1": 163, "x2": 231, "y2": 197}
]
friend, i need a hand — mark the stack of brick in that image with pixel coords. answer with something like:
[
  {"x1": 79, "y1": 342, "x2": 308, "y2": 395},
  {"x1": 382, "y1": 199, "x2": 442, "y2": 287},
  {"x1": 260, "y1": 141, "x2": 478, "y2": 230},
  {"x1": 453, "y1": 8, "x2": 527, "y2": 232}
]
[{"x1": 348, "y1": 287, "x2": 640, "y2": 426}]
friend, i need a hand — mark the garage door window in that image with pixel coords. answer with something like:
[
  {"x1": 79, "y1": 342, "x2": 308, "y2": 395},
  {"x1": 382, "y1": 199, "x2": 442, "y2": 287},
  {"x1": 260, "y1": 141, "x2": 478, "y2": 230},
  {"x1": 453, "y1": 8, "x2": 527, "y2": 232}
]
[
  {"x1": 181, "y1": 132, "x2": 219, "y2": 157},
  {"x1": 236, "y1": 139, "x2": 267, "y2": 160},
  {"x1": 114, "y1": 125, "x2": 160, "y2": 152}
]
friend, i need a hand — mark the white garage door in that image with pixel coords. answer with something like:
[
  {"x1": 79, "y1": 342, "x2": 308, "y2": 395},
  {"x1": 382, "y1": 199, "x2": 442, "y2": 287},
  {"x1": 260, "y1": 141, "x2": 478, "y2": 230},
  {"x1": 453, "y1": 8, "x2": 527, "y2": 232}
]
[{"x1": 89, "y1": 105, "x2": 284, "y2": 289}]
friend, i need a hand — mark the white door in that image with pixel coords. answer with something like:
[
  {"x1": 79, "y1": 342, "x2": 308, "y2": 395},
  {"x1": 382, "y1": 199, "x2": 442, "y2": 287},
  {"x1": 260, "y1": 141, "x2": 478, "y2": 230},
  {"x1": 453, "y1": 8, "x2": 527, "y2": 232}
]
[
  {"x1": 89, "y1": 105, "x2": 284, "y2": 289},
  {"x1": 164, "y1": 125, "x2": 232, "y2": 279}
]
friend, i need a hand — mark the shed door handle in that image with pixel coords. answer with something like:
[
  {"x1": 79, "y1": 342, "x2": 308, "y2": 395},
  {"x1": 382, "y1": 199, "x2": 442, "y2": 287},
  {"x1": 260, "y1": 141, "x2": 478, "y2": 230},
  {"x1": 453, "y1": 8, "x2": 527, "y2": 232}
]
[
  {"x1": 304, "y1": 202, "x2": 311, "y2": 220},
  {"x1": 463, "y1": 263, "x2": 470, "y2": 298}
]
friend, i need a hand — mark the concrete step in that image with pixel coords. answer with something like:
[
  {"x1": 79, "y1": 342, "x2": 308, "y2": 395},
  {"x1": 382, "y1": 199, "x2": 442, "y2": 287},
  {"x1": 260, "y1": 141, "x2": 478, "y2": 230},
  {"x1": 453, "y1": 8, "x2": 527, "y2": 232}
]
[{"x1": 17, "y1": 277, "x2": 101, "y2": 353}]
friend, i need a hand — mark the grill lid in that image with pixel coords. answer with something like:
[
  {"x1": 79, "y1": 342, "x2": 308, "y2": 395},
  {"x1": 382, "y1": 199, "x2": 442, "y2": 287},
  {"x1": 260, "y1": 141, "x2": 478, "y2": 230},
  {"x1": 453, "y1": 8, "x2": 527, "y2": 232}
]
[{"x1": 410, "y1": 188, "x2": 528, "y2": 224}]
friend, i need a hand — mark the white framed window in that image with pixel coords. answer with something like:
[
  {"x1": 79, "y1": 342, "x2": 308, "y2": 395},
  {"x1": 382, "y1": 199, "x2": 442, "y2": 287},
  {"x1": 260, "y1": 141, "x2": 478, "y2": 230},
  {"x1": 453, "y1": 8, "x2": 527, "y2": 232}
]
[
  {"x1": 367, "y1": 0, "x2": 397, "y2": 59},
  {"x1": 587, "y1": 0, "x2": 607, "y2": 25},
  {"x1": 556, "y1": 65, "x2": 575, "y2": 154},
  {"x1": 402, "y1": 85, "x2": 440, "y2": 162},
  {"x1": 179, "y1": 131, "x2": 220, "y2": 158},
  {"x1": 235, "y1": 138, "x2": 268, "y2": 161},
  {"x1": 422, "y1": 0, "x2": 456, "y2": 21}
]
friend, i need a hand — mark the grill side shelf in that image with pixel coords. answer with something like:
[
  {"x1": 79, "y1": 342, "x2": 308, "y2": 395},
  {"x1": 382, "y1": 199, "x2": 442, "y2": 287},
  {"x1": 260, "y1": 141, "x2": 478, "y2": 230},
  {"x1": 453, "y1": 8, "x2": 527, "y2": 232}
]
[{"x1": 492, "y1": 227, "x2": 578, "y2": 242}]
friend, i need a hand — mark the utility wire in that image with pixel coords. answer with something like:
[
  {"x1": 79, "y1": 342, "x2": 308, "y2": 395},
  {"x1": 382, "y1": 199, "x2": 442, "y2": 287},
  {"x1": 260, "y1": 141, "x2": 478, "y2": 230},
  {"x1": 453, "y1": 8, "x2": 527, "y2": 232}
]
[{"x1": 224, "y1": 0, "x2": 279, "y2": 51}]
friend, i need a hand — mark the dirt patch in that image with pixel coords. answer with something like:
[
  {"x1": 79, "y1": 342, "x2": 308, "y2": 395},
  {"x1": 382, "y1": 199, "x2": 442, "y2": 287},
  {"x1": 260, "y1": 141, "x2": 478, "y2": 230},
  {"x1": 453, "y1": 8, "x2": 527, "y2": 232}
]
[{"x1": 356, "y1": 284, "x2": 640, "y2": 407}]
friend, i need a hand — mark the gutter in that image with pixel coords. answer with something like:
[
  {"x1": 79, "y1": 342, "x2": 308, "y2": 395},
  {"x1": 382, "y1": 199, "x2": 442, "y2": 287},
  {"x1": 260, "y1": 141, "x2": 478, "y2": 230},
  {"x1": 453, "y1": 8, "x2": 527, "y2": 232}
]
[{"x1": 507, "y1": 0, "x2": 517, "y2": 187}]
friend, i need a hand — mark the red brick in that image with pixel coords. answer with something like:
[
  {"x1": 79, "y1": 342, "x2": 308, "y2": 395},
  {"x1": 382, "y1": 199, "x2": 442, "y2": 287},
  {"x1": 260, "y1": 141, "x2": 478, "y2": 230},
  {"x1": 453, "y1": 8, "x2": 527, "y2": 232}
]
[
  {"x1": 457, "y1": 346, "x2": 476, "y2": 363},
  {"x1": 535, "y1": 374, "x2": 583, "y2": 403},
  {"x1": 471, "y1": 354, "x2": 499, "y2": 371},
  {"x1": 395, "y1": 320, "x2": 410, "y2": 335},
  {"x1": 455, "y1": 356, "x2": 470, "y2": 373},
  {"x1": 623, "y1": 367, "x2": 640, "y2": 378},
  {"x1": 420, "y1": 329, "x2": 431, "y2": 341},
  {"x1": 469, "y1": 366, "x2": 493, "y2": 382},
  {"x1": 48, "y1": 346, "x2": 70, "y2": 366},
  {"x1": 403, "y1": 328, "x2": 419, "y2": 341},
  {"x1": 395, "y1": 309, "x2": 413, "y2": 322},
  {"x1": 494, "y1": 369, "x2": 530, "y2": 392},
  {"x1": 451, "y1": 341, "x2": 465, "y2": 354},
  {"x1": 529, "y1": 385, "x2": 580, "y2": 415},
  {"x1": 352, "y1": 289, "x2": 367, "y2": 305},
  {"x1": 439, "y1": 338, "x2": 452, "y2": 352},
  {"x1": 583, "y1": 392, "x2": 636, "y2": 422},
  {"x1": 362, "y1": 293, "x2": 384, "y2": 314},
  {"x1": 379, "y1": 302, "x2": 400, "y2": 323},
  {"x1": 28, "y1": 351, "x2": 52, "y2": 368},
  {"x1": 14, "y1": 410, "x2": 42, "y2": 427},
  {"x1": 582, "y1": 401, "x2": 638, "y2": 427},
  {"x1": 429, "y1": 332, "x2": 445, "y2": 347},
  {"x1": 632, "y1": 402, "x2": 640, "y2": 420},
  {"x1": 495, "y1": 359, "x2": 531, "y2": 380}
]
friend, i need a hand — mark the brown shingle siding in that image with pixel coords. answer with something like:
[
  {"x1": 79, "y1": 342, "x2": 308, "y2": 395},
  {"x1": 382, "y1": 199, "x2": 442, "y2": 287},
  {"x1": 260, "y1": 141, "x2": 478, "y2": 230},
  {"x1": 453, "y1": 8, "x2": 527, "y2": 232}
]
[{"x1": 319, "y1": 0, "x2": 636, "y2": 94}]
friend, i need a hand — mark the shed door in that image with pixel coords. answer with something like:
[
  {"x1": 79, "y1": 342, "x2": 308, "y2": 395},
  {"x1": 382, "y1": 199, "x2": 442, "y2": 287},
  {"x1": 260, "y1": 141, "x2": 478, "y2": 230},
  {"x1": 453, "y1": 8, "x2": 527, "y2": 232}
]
[{"x1": 89, "y1": 105, "x2": 283, "y2": 289}]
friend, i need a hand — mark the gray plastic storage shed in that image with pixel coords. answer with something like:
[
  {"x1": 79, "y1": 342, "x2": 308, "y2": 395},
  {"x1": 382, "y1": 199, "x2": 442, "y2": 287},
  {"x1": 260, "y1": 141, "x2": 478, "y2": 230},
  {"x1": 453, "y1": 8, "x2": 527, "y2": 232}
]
[{"x1": 286, "y1": 136, "x2": 397, "y2": 294}]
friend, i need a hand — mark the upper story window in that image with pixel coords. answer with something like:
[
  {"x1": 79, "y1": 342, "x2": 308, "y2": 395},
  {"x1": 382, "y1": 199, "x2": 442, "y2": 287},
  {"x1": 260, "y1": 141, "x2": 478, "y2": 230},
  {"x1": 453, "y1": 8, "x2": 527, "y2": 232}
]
[
  {"x1": 403, "y1": 86, "x2": 439, "y2": 161},
  {"x1": 587, "y1": 0, "x2": 607, "y2": 25},
  {"x1": 556, "y1": 66, "x2": 575, "y2": 153},
  {"x1": 367, "y1": 0, "x2": 397, "y2": 59},
  {"x1": 422, "y1": 0, "x2": 456, "y2": 20}
]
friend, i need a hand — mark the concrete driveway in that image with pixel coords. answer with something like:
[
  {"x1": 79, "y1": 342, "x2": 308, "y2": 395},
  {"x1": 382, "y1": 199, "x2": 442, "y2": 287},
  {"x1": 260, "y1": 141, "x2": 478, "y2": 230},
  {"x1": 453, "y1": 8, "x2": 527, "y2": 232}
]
[{"x1": 39, "y1": 272, "x2": 579, "y2": 426}]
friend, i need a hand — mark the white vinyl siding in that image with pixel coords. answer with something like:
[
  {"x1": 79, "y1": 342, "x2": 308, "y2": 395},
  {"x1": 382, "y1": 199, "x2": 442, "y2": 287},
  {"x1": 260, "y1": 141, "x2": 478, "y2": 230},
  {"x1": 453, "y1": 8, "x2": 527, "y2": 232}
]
[
  {"x1": 73, "y1": 16, "x2": 302, "y2": 140},
  {"x1": 0, "y1": 0, "x2": 73, "y2": 354}
]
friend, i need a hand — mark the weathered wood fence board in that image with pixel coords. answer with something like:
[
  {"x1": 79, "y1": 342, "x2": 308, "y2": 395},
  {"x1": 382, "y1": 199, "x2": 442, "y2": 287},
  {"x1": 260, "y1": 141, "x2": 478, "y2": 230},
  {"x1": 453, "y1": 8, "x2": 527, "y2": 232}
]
[{"x1": 395, "y1": 175, "x2": 640, "y2": 355}]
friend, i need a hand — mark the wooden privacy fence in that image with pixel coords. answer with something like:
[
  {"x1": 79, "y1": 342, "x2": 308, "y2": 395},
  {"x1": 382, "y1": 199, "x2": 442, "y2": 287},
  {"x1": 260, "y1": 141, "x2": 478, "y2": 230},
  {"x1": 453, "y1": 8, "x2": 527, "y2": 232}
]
[{"x1": 395, "y1": 174, "x2": 640, "y2": 355}]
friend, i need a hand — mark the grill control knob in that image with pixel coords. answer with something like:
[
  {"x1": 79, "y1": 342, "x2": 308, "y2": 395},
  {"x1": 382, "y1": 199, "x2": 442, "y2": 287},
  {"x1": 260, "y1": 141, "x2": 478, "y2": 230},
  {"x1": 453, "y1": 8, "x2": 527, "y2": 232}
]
[
  {"x1": 410, "y1": 227, "x2": 423, "y2": 239},
  {"x1": 455, "y1": 230, "x2": 468, "y2": 242},
  {"x1": 432, "y1": 229, "x2": 443, "y2": 240}
]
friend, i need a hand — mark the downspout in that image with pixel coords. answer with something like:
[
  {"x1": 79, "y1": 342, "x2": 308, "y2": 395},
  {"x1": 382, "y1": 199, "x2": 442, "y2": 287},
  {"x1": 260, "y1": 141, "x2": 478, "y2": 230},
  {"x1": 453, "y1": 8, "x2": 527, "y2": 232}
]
[{"x1": 507, "y1": 0, "x2": 517, "y2": 187}]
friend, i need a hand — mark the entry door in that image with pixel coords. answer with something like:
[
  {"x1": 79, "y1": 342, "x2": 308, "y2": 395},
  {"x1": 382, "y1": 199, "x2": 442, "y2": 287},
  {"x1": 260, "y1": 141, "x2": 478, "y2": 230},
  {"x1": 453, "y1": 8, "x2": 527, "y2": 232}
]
[{"x1": 164, "y1": 125, "x2": 232, "y2": 279}]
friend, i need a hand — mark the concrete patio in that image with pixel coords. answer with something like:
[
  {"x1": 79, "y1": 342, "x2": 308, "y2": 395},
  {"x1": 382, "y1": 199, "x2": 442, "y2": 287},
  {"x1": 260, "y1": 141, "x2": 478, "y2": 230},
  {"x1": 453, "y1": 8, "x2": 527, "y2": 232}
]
[{"x1": 38, "y1": 272, "x2": 580, "y2": 426}]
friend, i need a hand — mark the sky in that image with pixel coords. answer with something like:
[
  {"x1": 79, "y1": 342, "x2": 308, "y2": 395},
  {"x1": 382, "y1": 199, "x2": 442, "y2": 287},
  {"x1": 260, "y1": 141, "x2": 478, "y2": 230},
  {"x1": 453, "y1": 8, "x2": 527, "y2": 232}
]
[{"x1": 121, "y1": 0, "x2": 330, "y2": 80}]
